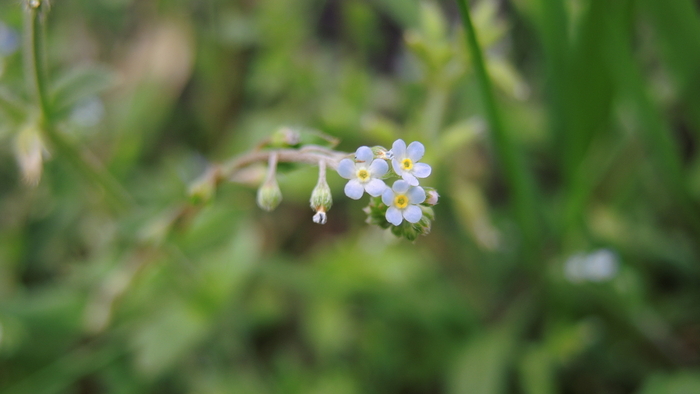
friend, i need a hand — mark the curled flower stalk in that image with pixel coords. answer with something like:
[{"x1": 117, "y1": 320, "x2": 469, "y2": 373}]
[
  {"x1": 192, "y1": 130, "x2": 439, "y2": 240},
  {"x1": 335, "y1": 138, "x2": 439, "y2": 241}
]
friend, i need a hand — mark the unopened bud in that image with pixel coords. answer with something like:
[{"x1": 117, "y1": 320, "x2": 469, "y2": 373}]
[
  {"x1": 270, "y1": 126, "x2": 301, "y2": 147},
  {"x1": 425, "y1": 189, "x2": 439, "y2": 206},
  {"x1": 371, "y1": 146, "x2": 393, "y2": 160},
  {"x1": 257, "y1": 177, "x2": 282, "y2": 211},
  {"x1": 310, "y1": 179, "x2": 332, "y2": 212},
  {"x1": 14, "y1": 122, "x2": 47, "y2": 186},
  {"x1": 310, "y1": 178, "x2": 332, "y2": 225}
]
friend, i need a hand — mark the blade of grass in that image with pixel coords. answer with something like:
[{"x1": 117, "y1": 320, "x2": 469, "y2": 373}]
[
  {"x1": 603, "y1": 0, "x2": 700, "y2": 233},
  {"x1": 455, "y1": 0, "x2": 541, "y2": 249}
]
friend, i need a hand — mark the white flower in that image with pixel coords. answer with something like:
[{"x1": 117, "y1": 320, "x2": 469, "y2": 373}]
[
  {"x1": 337, "y1": 146, "x2": 388, "y2": 200},
  {"x1": 564, "y1": 249, "x2": 619, "y2": 283},
  {"x1": 390, "y1": 139, "x2": 431, "y2": 186},
  {"x1": 382, "y1": 180, "x2": 426, "y2": 226}
]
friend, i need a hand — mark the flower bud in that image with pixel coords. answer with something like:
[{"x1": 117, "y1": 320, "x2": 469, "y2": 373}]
[
  {"x1": 257, "y1": 177, "x2": 282, "y2": 211},
  {"x1": 270, "y1": 126, "x2": 301, "y2": 147},
  {"x1": 371, "y1": 146, "x2": 393, "y2": 160},
  {"x1": 310, "y1": 177, "x2": 332, "y2": 224},
  {"x1": 424, "y1": 189, "x2": 439, "y2": 206},
  {"x1": 14, "y1": 122, "x2": 47, "y2": 186}
]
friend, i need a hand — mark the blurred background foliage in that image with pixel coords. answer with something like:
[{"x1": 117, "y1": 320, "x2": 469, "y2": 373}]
[{"x1": 1, "y1": 0, "x2": 700, "y2": 393}]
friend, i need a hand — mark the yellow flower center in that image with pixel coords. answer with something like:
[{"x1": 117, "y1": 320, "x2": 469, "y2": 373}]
[
  {"x1": 357, "y1": 169, "x2": 370, "y2": 182},
  {"x1": 401, "y1": 158, "x2": 413, "y2": 170},
  {"x1": 394, "y1": 194, "x2": 409, "y2": 209}
]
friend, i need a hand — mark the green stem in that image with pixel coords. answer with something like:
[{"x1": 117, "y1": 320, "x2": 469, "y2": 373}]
[
  {"x1": 455, "y1": 0, "x2": 541, "y2": 248},
  {"x1": 26, "y1": 3, "x2": 51, "y2": 120},
  {"x1": 25, "y1": 2, "x2": 133, "y2": 211}
]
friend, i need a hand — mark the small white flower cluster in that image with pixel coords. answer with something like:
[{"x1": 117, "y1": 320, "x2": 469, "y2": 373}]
[{"x1": 337, "y1": 139, "x2": 435, "y2": 226}]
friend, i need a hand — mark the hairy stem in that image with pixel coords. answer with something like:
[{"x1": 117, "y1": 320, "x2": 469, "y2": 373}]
[
  {"x1": 218, "y1": 145, "x2": 348, "y2": 185},
  {"x1": 24, "y1": 1, "x2": 133, "y2": 211}
]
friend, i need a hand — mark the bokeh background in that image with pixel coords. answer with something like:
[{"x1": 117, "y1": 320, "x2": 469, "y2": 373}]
[{"x1": 1, "y1": 0, "x2": 700, "y2": 393}]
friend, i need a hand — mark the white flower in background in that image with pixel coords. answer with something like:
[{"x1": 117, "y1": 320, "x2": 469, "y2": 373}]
[
  {"x1": 390, "y1": 139, "x2": 431, "y2": 186},
  {"x1": 337, "y1": 146, "x2": 388, "y2": 199},
  {"x1": 564, "y1": 249, "x2": 619, "y2": 283},
  {"x1": 382, "y1": 180, "x2": 425, "y2": 225}
]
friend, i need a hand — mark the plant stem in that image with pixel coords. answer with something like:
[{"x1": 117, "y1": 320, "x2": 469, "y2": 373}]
[
  {"x1": 455, "y1": 0, "x2": 541, "y2": 248},
  {"x1": 25, "y1": 2, "x2": 133, "y2": 211},
  {"x1": 218, "y1": 146, "x2": 348, "y2": 185}
]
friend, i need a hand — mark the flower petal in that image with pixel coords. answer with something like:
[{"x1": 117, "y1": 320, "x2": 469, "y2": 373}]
[
  {"x1": 412, "y1": 162, "x2": 431, "y2": 178},
  {"x1": 337, "y1": 158, "x2": 356, "y2": 179},
  {"x1": 392, "y1": 180, "x2": 410, "y2": 193},
  {"x1": 365, "y1": 179, "x2": 386, "y2": 197},
  {"x1": 355, "y1": 146, "x2": 374, "y2": 163},
  {"x1": 386, "y1": 206, "x2": 403, "y2": 226},
  {"x1": 391, "y1": 139, "x2": 406, "y2": 158},
  {"x1": 406, "y1": 141, "x2": 425, "y2": 161},
  {"x1": 382, "y1": 188, "x2": 394, "y2": 206},
  {"x1": 369, "y1": 159, "x2": 388, "y2": 177},
  {"x1": 391, "y1": 158, "x2": 402, "y2": 175},
  {"x1": 407, "y1": 186, "x2": 426, "y2": 204},
  {"x1": 344, "y1": 179, "x2": 364, "y2": 200},
  {"x1": 401, "y1": 172, "x2": 419, "y2": 186},
  {"x1": 403, "y1": 205, "x2": 422, "y2": 223}
]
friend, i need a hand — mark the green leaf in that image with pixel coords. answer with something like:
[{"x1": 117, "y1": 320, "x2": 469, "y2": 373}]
[
  {"x1": 49, "y1": 65, "x2": 117, "y2": 120},
  {"x1": 637, "y1": 372, "x2": 700, "y2": 394},
  {"x1": 447, "y1": 325, "x2": 517, "y2": 394},
  {"x1": 518, "y1": 346, "x2": 555, "y2": 394}
]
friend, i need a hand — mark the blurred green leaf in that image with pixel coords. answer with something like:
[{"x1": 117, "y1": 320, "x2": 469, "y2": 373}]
[
  {"x1": 637, "y1": 372, "x2": 700, "y2": 394},
  {"x1": 49, "y1": 65, "x2": 117, "y2": 120},
  {"x1": 518, "y1": 345, "x2": 555, "y2": 394},
  {"x1": 447, "y1": 323, "x2": 517, "y2": 394}
]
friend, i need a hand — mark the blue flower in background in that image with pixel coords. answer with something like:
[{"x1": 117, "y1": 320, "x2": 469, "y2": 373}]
[
  {"x1": 0, "y1": 22, "x2": 19, "y2": 56},
  {"x1": 382, "y1": 180, "x2": 425, "y2": 225},
  {"x1": 337, "y1": 146, "x2": 388, "y2": 199},
  {"x1": 390, "y1": 139, "x2": 431, "y2": 186}
]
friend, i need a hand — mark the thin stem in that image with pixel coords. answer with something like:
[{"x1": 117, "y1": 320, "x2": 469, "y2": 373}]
[
  {"x1": 265, "y1": 151, "x2": 278, "y2": 181},
  {"x1": 317, "y1": 158, "x2": 327, "y2": 182},
  {"x1": 26, "y1": 1, "x2": 50, "y2": 120},
  {"x1": 218, "y1": 146, "x2": 348, "y2": 185},
  {"x1": 24, "y1": 1, "x2": 133, "y2": 211},
  {"x1": 455, "y1": 0, "x2": 541, "y2": 248}
]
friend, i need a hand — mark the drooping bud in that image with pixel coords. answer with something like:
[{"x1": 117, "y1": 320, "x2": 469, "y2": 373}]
[
  {"x1": 257, "y1": 177, "x2": 282, "y2": 211},
  {"x1": 310, "y1": 160, "x2": 332, "y2": 224},
  {"x1": 256, "y1": 153, "x2": 282, "y2": 211},
  {"x1": 14, "y1": 122, "x2": 47, "y2": 186}
]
